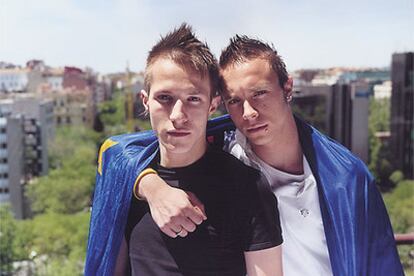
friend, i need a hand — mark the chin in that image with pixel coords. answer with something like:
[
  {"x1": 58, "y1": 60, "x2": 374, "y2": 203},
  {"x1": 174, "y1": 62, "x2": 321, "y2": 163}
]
[
  {"x1": 246, "y1": 135, "x2": 273, "y2": 147},
  {"x1": 169, "y1": 142, "x2": 196, "y2": 153}
]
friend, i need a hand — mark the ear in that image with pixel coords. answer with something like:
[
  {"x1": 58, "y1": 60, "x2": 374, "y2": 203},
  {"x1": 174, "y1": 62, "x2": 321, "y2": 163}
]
[
  {"x1": 208, "y1": 95, "x2": 221, "y2": 116},
  {"x1": 140, "y1": 90, "x2": 149, "y2": 111},
  {"x1": 283, "y1": 76, "x2": 293, "y2": 102}
]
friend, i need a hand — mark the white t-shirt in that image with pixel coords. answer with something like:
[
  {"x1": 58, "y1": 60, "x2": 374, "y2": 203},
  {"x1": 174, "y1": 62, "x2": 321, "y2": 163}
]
[{"x1": 227, "y1": 130, "x2": 333, "y2": 276}]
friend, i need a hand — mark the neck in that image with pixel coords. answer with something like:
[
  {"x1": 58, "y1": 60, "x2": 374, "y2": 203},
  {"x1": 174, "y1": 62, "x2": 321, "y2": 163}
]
[
  {"x1": 251, "y1": 114, "x2": 304, "y2": 175},
  {"x1": 159, "y1": 140, "x2": 207, "y2": 168}
]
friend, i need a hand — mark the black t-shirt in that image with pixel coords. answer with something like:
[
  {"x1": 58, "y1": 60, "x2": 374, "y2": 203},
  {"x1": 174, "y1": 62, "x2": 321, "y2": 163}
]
[{"x1": 125, "y1": 146, "x2": 282, "y2": 276}]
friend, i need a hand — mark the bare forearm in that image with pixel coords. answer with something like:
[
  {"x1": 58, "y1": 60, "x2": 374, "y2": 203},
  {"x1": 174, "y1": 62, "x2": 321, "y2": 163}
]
[
  {"x1": 134, "y1": 172, "x2": 207, "y2": 238},
  {"x1": 245, "y1": 246, "x2": 283, "y2": 276},
  {"x1": 137, "y1": 173, "x2": 164, "y2": 200}
]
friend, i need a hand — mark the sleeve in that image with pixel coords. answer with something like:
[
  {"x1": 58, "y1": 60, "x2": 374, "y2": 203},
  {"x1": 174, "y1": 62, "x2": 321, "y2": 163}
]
[
  {"x1": 366, "y1": 179, "x2": 404, "y2": 276},
  {"x1": 243, "y1": 172, "x2": 283, "y2": 251}
]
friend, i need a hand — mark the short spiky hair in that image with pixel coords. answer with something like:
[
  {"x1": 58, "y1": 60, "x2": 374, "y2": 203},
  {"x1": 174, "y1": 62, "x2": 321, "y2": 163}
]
[
  {"x1": 219, "y1": 35, "x2": 289, "y2": 88},
  {"x1": 144, "y1": 23, "x2": 219, "y2": 96}
]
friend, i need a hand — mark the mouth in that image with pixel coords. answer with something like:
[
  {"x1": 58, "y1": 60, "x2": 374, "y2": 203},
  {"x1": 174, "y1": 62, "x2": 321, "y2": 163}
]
[
  {"x1": 167, "y1": 130, "x2": 191, "y2": 137},
  {"x1": 246, "y1": 124, "x2": 268, "y2": 134}
]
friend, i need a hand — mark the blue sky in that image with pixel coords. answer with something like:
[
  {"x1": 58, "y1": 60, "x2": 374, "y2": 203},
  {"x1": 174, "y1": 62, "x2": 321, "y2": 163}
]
[{"x1": 1, "y1": 0, "x2": 413, "y2": 73}]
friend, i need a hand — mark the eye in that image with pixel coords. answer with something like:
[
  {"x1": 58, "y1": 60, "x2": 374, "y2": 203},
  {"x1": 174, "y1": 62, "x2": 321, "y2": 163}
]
[
  {"x1": 188, "y1": 96, "x2": 201, "y2": 102},
  {"x1": 156, "y1": 94, "x2": 173, "y2": 102},
  {"x1": 227, "y1": 98, "x2": 240, "y2": 105},
  {"x1": 253, "y1": 90, "x2": 267, "y2": 98}
]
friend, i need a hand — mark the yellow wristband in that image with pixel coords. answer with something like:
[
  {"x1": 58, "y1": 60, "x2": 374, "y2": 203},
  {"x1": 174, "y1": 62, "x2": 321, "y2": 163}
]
[{"x1": 133, "y1": 168, "x2": 158, "y2": 200}]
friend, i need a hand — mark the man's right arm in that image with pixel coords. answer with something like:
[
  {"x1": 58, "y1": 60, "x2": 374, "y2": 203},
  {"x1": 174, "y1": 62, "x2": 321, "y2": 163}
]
[
  {"x1": 137, "y1": 173, "x2": 207, "y2": 238},
  {"x1": 245, "y1": 246, "x2": 283, "y2": 276}
]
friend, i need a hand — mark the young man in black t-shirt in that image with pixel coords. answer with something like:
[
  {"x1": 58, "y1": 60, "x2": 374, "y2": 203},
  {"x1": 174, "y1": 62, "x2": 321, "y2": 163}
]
[{"x1": 114, "y1": 24, "x2": 283, "y2": 276}]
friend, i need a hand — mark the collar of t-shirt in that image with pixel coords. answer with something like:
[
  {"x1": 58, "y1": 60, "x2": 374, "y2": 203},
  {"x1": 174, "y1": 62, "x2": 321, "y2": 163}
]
[
  {"x1": 234, "y1": 129, "x2": 314, "y2": 195},
  {"x1": 151, "y1": 146, "x2": 215, "y2": 189}
]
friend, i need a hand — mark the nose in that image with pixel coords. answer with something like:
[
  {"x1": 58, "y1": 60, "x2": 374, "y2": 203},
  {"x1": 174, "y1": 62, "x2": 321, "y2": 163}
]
[
  {"x1": 170, "y1": 100, "x2": 188, "y2": 125},
  {"x1": 242, "y1": 100, "x2": 258, "y2": 120}
]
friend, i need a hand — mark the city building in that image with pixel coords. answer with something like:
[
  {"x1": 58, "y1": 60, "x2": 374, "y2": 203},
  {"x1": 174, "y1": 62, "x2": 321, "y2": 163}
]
[
  {"x1": 0, "y1": 96, "x2": 54, "y2": 218},
  {"x1": 43, "y1": 67, "x2": 64, "y2": 92},
  {"x1": 292, "y1": 81, "x2": 370, "y2": 163},
  {"x1": 37, "y1": 65, "x2": 106, "y2": 127},
  {"x1": 0, "y1": 115, "x2": 25, "y2": 219},
  {"x1": 0, "y1": 61, "x2": 45, "y2": 94},
  {"x1": 390, "y1": 52, "x2": 414, "y2": 179},
  {"x1": 0, "y1": 68, "x2": 30, "y2": 93},
  {"x1": 331, "y1": 82, "x2": 370, "y2": 163},
  {"x1": 373, "y1": 81, "x2": 392, "y2": 99},
  {"x1": 292, "y1": 84, "x2": 333, "y2": 134},
  {"x1": 94, "y1": 75, "x2": 113, "y2": 104},
  {"x1": 11, "y1": 96, "x2": 55, "y2": 177}
]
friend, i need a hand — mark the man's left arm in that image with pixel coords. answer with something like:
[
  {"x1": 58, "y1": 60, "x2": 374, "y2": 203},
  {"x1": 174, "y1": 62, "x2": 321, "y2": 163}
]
[{"x1": 367, "y1": 179, "x2": 404, "y2": 275}]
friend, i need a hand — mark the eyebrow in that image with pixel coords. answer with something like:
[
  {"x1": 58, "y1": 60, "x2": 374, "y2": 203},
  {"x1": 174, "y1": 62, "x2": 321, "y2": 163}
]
[
  {"x1": 248, "y1": 85, "x2": 271, "y2": 92},
  {"x1": 187, "y1": 89, "x2": 201, "y2": 95},
  {"x1": 221, "y1": 90, "x2": 236, "y2": 100},
  {"x1": 152, "y1": 87, "x2": 202, "y2": 94},
  {"x1": 151, "y1": 89, "x2": 172, "y2": 95}
]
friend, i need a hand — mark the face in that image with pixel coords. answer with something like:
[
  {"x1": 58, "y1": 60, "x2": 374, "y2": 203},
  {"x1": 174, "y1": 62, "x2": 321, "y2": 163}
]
[
  {"x1": 142, "y1": 58, "x2": 216, "y2": 156},
  {"x1": 221, "y1": 58, "x2": 293, "y2": 148}
]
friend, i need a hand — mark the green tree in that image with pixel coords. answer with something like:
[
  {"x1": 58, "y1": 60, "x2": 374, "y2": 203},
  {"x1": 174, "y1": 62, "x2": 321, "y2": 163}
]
[
  {"x1": 383, "y1": 176, "x2": 414, "y2": 271},
  {"x1": 49, "y1": 126, "x2": 102, "y2": 170},
  {"x1": 28, "y1": 144, "x2": 96, "y2": 214},
  {"x1": 10, "y1": 212, "x2": 90, "y2": 276},
  {"x1": 0, "y1": 206, "x2": 16, "y2": 275},
  {"x1": 98, "y1": 89, "x2": 155, "y2": 135},
  {"x1": 368, "y1": 98, "x2": 393, "y2": 186},
  {"x1": 12, "y1": 219, "x2": 35, "y2": 261},
  {"x1": 98, "y1": 90, "x2": 129, "y2": 136},
  {"x1": 383, "y1": 179, "x2": 414, "y2": 233}
]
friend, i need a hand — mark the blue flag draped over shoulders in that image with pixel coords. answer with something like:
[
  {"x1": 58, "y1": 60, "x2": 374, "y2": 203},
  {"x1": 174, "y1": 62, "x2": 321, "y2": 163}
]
[
  {"x1": 85, "y1": 130, "x2": 158, "y2": 275},
  {"x1": 296, "y1": 118, "x2": 403, "y2": 276},
  {"x1": 84, "y1": 114, "x2": 403, "y2": 276}
]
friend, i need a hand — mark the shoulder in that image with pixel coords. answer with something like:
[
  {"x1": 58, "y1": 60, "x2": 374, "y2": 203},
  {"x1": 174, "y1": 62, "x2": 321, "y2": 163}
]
[
  {"x1": 204, "y1": 148, "x2": 266, "y2": 201},
  {"x1": 206, "y1": 146, "x2": 260, "y2": 178},
  {"x1": 299, "y1": 121, "x2": 372, "y2": 180},
  {"x1": 99, "y1": 131, "x2": 157, "y2": 159},
  {"x1": 322, "y1": 131, "x2": 371, "y2": 177},
  {"x1": 298, "y1": 125, "x2": 376, "y2": 211},
  {"x1": 97, "y1": 131, "x2": 158, "y2": 176},
  {"x1": 109, "y1": 130, "x2": 156, "y2": 148}
]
